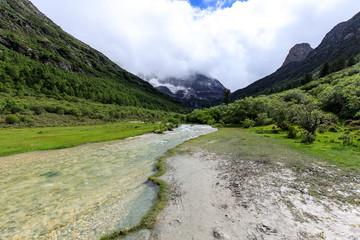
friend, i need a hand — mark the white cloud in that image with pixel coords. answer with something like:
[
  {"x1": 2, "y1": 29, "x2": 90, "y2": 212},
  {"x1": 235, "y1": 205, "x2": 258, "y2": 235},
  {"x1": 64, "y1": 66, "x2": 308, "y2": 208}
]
[{"x1": 31, "y1": 0, "x2": 360, "y2": 91}]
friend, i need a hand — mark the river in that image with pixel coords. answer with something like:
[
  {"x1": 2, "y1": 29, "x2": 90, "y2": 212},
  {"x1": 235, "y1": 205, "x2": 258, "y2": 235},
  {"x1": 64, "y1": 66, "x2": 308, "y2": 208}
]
[{"x1": 0, "y1": 124, "x2": 216, "y2": 239}]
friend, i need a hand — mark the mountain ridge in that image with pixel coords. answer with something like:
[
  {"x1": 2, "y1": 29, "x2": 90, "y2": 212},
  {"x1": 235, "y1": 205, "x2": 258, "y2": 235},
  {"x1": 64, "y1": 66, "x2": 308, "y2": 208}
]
[
  {"x1": 148, "y1": 73, "x2": 225, "y2": 108},
  {"x1": 232, "y1": 11, "x2": 360, "y2": 100}
]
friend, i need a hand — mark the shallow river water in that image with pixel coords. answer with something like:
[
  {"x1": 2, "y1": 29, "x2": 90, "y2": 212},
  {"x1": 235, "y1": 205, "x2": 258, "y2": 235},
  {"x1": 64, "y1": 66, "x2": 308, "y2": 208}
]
[{"x1": 0, "y1": 124, "x2": 216, "y2": 239}]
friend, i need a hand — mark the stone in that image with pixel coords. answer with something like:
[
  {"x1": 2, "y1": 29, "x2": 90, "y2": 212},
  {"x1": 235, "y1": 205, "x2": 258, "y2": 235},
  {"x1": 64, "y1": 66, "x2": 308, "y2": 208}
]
[{"x1": 282, "y1": 43, "x2": 313, "y2": 67}]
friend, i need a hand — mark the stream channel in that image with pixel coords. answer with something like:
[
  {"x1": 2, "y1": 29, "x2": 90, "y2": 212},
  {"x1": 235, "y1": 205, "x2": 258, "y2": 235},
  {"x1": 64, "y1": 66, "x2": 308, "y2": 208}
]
[{"x1": 0, "y1": 124, "x2": 216, "y2": 239}]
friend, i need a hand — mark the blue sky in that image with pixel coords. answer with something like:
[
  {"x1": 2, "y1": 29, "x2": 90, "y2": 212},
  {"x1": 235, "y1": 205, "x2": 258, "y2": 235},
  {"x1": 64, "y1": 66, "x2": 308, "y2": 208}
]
[{"x1": 188, "y1": 0, "x2": 244, "y2": 9}]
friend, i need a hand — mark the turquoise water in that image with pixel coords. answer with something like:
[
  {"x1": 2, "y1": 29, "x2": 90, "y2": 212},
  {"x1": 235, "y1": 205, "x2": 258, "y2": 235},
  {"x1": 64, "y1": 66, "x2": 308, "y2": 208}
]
[{"x1": 0, "y1": 125, "x2": 216, "y2": 239}]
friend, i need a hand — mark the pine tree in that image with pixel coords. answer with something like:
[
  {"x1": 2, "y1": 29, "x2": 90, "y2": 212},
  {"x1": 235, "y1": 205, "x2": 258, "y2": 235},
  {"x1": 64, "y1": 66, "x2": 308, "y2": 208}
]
[
  {"x1": 301, "y1": 73, "x2": 313, "y2": 85},
  {"x1": 347, "y1": 56, "x2": 357, "y2": 68},
  {"x1": 223, "y1": 88, "x2": 231, "y2": 105},
  {"x1": 319, "y1": 62, "x2": 330, "y2": 78}
]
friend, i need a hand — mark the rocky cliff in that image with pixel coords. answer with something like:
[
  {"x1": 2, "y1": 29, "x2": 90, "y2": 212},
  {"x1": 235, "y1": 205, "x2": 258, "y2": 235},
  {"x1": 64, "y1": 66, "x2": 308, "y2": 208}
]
[{"x1": 282, "y1": 43, "x2": 313, "y2": 67}]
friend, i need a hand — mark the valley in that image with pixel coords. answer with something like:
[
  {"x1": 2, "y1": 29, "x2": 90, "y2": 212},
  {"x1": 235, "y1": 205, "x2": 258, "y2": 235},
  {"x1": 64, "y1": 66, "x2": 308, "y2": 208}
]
[{"x1": 1, "y1": 0, "x2": 360, "y2": 239}]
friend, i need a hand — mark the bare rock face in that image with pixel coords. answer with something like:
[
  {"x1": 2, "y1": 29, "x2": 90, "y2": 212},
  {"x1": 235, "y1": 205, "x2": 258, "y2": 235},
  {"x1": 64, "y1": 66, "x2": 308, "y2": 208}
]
[{"x1": 282, "y1": 43, "x2": 313, "y2": 67}]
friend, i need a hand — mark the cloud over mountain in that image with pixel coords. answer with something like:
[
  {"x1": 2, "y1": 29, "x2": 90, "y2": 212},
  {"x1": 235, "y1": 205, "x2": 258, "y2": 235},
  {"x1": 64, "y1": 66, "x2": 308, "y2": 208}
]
[{"x1": 31, "y1": 0, "x2": 360, "y2": 90}]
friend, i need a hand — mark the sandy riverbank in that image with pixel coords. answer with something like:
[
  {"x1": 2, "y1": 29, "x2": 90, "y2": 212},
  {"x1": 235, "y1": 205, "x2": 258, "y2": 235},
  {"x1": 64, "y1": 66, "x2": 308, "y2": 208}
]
[{"x1": 148, "y1": 148, "x2": 360, "y2": 239}]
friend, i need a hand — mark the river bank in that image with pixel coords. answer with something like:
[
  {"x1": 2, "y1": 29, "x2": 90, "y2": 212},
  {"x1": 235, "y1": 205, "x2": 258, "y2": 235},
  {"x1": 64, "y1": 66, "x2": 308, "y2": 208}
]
[
  {"x1": 127, "y1": 128, "x2": 360, "y2": 239},
  {"x1": 0, "y1": 122, "x2": 162, "y2": 156},
  {"x1": 0, "y1": 125, "x2": 216, "y2": 239}
]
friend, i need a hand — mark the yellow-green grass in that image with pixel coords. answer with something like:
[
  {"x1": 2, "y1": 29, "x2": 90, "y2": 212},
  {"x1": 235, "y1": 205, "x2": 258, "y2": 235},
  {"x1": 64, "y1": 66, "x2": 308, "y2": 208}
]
[
  {"x1": 249, "y1": 125, "x2": 360, "y2": 173},
  {"x1": 0, "y1": 122, "x2": 161, "y2": 157}
]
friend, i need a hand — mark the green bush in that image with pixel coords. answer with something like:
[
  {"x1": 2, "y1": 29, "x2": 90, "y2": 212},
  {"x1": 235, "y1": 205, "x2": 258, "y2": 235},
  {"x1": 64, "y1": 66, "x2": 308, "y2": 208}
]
[
  {"x1": 243, "y1": 118, "x2": 255, "y2": 128},
  {"x1": 20, "y1": 116, "x2": 34, "y2": 126},
  {"x1": 339, "y1": 135, "x2": 357, "y2": 146},
  {"x1": 255, "y1": 113, "x2": 272, "y2": 126},
  {"x1": 5, "y1": 101, "x2": 25, "y2": 114},
  {"x1": 296, "y1": 103, "x2": 325, "y2": 135},
  {"x1": 301, "y1": 130, "x2": 316, "y2": 143},
  {"x1": 31, "y1": 105, "x2": 45, "y2": 115},
  {"x1": 5, "y1": 115, "x2": 19, "y2": 124},
  {"x1": 287, "y1": 126, "x2": 298, "y2": 139},
  {"x1": 167, "y1": 117, "x2": 180, "y2": 127}
]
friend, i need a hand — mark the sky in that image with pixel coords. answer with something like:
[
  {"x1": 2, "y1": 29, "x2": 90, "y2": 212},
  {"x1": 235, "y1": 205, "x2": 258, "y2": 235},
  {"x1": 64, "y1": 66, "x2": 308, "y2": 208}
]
[{"x1": 31, "y1": 0, "x2": 360, "y2": 91}]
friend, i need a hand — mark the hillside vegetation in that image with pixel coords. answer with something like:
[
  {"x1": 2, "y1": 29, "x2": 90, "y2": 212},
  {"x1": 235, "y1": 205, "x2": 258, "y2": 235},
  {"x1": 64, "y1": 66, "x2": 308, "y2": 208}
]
[
  {"x1": 0, "y1": 0, "x2": 186, "y2": 126},
  {"x1": 188, "y1": 60, "x2": 360, "y2": 145}
]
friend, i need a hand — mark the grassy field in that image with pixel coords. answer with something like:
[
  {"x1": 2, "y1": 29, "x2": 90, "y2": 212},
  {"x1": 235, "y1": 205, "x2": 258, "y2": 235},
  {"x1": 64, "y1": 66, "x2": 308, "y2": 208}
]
[
  {"x1": 0, "y1": 122, "x2": 162, "y2": 156},
  {"x1": 248, "y1": 125, "x2": 360, "y2": 173}
]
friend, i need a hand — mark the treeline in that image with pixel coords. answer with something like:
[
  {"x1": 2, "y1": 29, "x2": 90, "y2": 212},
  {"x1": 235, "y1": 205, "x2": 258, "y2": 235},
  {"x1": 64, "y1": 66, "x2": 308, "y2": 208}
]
[
  {"x1": 187, "y1": 62, "x2": 360, "y2": 143},
  {"x1": 0, "y1": 47, "x2": 184, "y2": 112}
]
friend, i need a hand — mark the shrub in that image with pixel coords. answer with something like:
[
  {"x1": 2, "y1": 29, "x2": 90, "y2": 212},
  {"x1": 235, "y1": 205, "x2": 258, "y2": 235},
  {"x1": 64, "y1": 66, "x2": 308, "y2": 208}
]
[
  {"x1": 282, "y1": 89, "x2": 307, "y2": 104},
  {"x1": 296, "y1": 103, "x2": 326, "y2": 135},
  {"x1": 207, "y1": 118, "x2": 215, "y2": 125},
  {"x1": 255, "y1": 113, "x2": 272, "y2": 126},
  {"x1": 339, "y1": 135, "x2": 356, "y2": 146},
  {"x1": 287, "y1": 126, "x2": 297, "y2": 139},
  {"x1": 20, "y1": 116, "x2": 34, "y2": 126},
  {"x1": 31, "y1": 105, "x2": 45, "y2": 115},
  {"x1": 5, "y1": 101, "x2": 25, "y2": 114},
  {"x1": 277, "y1": 120, "x2": 291, "y2": 131},
  {"x1": 328, "y1": 125, "x2": 338, "y2": 132},
  {"x1": 243, "y1": 118, "x2": 255, "y2": 128},
  {"x1": 167, "y1": 117, "x2": 180, "y2": 127},
  {"x1": 271, "y1": 126, "x2": 279, "y2": 134},
  {"x1": 56, "y1": 107, "x2": 65, "y2": 115},
  {"x1": 349, "y1": 120, "x2": 360, "y2": 126},
  {"x1": 5, "y1": 115, "x2": 19, "y2": 124},
  {"x1": 301, "y1": 130, "x2": 316, "y2": 143},
  {"x1": 69, "y1": 108, "x2": 82, "y2": 117}
]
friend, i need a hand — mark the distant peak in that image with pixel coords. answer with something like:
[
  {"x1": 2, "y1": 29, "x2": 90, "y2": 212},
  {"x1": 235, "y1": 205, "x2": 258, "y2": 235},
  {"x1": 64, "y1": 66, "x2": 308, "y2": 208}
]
[{"x1": 282, "y1": 43, "x2": 313, "y2": 67}]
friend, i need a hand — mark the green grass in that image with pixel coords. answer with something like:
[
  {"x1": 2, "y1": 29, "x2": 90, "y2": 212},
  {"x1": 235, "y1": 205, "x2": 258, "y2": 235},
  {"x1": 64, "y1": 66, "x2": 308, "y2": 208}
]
[
  {"x1": 249, "y1": 125, "x2": 360, "y2": 173},
  {"x1": 0, "y1": 122, "x2": 162, "y2": 156}
]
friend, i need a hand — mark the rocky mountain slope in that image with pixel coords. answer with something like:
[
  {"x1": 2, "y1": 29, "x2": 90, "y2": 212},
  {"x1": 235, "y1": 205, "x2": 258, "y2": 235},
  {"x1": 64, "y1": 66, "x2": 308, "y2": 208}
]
[
  {"x1": 282, "y1": 43, "x2": 313, "y2": 67},
  {"x1": 148, "y1": 74, "x2": 225, "y2": 108},
  {"x1": 0, "y1": 0, "x2": 184, "y2": 112},
  {"x1": 232, "y1": 11, "x2": 360, "y2": 99}
]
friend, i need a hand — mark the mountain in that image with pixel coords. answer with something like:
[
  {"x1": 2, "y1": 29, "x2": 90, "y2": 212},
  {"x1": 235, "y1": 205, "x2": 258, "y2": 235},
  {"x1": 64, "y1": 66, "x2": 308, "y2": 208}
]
[
  {"x1": 0, "y1": 0, "x2": 184, "y2": 112},
  {"x1": 148, "y1": 74, "x2": 225, "y2": 108},
  {"x1": 282, "y1": 43, "x2": 313, "y2": 67},
  {"x1": 232, "y1": 11, "x2": 360, "y2": 100}
]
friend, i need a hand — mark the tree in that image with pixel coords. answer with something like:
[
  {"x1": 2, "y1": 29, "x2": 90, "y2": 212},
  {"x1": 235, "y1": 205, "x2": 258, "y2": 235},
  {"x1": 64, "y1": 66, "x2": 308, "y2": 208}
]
[
  {"x1": 223, "y1": 88, "x2": 231, "y2": 105},
  {"x1": 347, "y1": 56, "x2": 357, "y2": 68},
  {"x1": 300, "y1": 73, "x2": 313, "y2": 85},
  {"x1": 295, "y1": 102, "x2": 326, "y2": 143},
  {"x1": 331, "y1": 58, "x2": 345, "y2": 72},
  {"x1": 319, "y1": 62, "x2": 330, "y2": 78}
]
